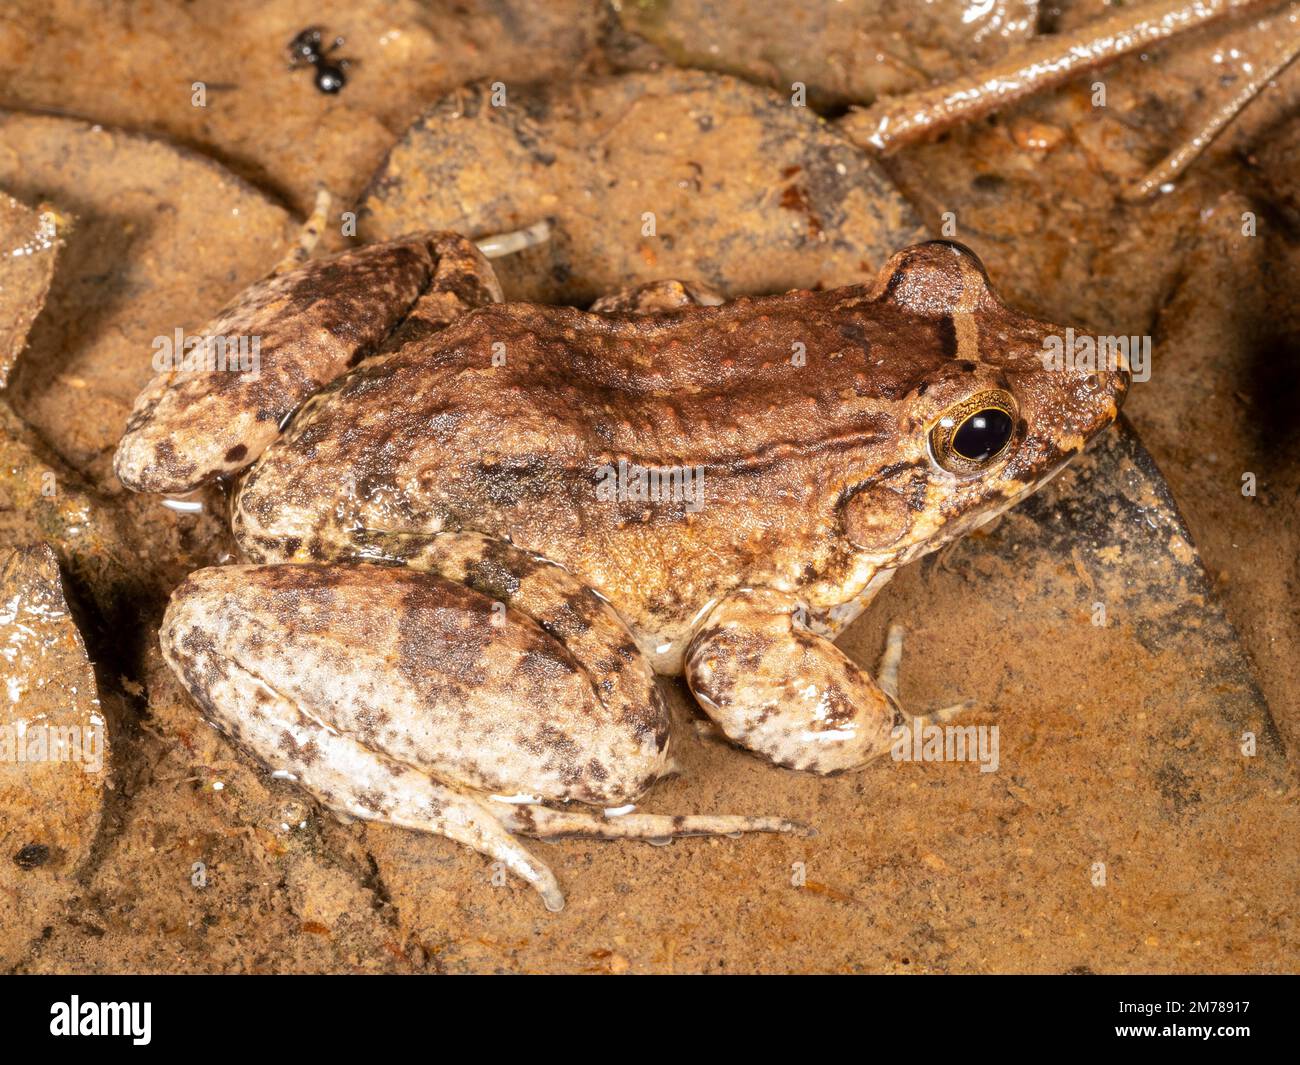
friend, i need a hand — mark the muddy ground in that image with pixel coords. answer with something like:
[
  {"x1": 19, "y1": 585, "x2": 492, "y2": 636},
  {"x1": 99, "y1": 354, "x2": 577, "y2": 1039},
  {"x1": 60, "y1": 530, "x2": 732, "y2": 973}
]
[{"x1": 0, "y1": 1, "x2": 1296, "y2": 973}]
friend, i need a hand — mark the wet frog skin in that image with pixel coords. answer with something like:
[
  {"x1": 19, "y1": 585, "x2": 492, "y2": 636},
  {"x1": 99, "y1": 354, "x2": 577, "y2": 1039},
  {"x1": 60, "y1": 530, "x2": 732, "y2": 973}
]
[
  {"x1": 163, "y1": 539, "x2": 805, "y2": 912},
  {"x1": 114, "y1": 232, "x2": 502, "y2": 494},
  {"x1": 232, "y1": 239, "x2": 1126, "y2": 675},
  {"x1": 129, "y1": 238, "x2": 1128, "y2": 908}
]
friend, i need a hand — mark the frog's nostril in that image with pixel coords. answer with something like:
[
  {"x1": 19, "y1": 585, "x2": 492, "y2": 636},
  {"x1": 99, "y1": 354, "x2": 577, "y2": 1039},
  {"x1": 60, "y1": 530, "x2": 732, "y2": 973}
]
[{"x1": 1100, "y1": 368, "x2": 1131, "y2": 414}]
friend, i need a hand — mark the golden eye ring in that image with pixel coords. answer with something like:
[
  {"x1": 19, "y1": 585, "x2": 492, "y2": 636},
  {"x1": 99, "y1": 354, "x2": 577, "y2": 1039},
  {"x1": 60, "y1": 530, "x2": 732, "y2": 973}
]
[{"x1": 929, "y1": 389, "x2": 1017, "y2": 476}]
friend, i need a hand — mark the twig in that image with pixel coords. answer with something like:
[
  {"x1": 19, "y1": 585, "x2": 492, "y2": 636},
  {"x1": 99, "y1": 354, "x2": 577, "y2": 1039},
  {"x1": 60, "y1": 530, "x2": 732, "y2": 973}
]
[
  {"x1": 1124, "y1": 3, "x2": 1300, "y2": 199},
  {"x1": 840, "y1": 0, "x2": 1280, "y2": 154}
]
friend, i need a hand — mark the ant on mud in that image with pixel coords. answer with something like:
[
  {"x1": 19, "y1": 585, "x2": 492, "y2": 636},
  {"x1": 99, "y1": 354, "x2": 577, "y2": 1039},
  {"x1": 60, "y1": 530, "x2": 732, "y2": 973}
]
[{"x1": 287, "y1": 26, "x2": 353, "y2": 95}]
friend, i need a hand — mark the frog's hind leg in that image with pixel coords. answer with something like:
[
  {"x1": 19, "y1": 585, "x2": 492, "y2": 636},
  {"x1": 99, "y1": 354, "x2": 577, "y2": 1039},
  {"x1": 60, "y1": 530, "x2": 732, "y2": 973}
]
[
  {"x1": 170, "y1": 650, "x2": 566, "y2": 911},
  {"x1": 366, "y1": 533, "x2": 813, "y2": 840},
  {"x1": 115, "y1": 228, "x2": 501, "y2": 495},
  {"x1": 498, "y1": 804, "x2": 811, "y2": 843}
]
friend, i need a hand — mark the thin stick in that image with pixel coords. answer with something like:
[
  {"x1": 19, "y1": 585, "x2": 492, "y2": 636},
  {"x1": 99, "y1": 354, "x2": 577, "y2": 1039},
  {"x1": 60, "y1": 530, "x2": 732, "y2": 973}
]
[
  {"x1": 840, "y1": 0, "x2": 1279, "y2": 155},
  {"x1": 475, "y1": 219, "x2": 552, "y2": 259},
  {"x1": 1124, "y1": 3, "x2": 1300, "y2": 199},
  {"x1": 272, "y1": 187, "x2": 331, "y2": 275}
]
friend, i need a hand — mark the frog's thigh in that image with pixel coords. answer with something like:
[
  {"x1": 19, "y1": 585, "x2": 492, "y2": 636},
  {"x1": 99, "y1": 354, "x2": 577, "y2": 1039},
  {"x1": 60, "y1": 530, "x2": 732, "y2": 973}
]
[
  {"x1": 386, "y1": 534, "x2": 810, "y2": 837},
  {"x1": 684, "y1": 589, "x2": 902, "y2": 774},
  {"x1": 384, "y1": 530, "x2": 672, "y2": 802},
  {"x1": 196, "y1": 656, "x2": 565, "y2": 911}
]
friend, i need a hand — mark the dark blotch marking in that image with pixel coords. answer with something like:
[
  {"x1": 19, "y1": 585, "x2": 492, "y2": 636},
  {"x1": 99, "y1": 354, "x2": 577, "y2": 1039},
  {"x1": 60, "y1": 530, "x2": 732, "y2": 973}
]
[
  {"x1": 14, "y1": 843, "x2": 50, "y2": 869},
  {"x1": 462, "y1": 540, "x2": 532, "y2": 602},
  {"x1": 935, "y1": 316, "x2": 958, "y2": 360},
  {"x1": 354, "y1": 789, "x2": 390, "y2": 815},
  {"x1": 278, "y1": 730, "x2": 321, "y2": 766}
]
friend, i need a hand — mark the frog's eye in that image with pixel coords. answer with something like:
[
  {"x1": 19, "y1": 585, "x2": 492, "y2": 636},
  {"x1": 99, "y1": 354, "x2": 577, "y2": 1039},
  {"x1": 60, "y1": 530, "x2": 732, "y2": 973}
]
[{"x1": 929, "y1": 390, "x2": 1017, "y2": 475}]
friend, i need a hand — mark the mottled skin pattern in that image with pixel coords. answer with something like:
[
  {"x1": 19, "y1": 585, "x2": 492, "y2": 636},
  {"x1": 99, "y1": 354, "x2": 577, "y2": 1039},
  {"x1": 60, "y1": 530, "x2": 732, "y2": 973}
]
[
  {"x1": 114, "y1": 232, "x2": 501, "y2": 494},
  {"x1": 143, "y1": 238, "x2": 1127, "y2": 907},
  {"x1": 687, "y1": 588, "x2": 904, "y2": 774},
  {"x1": 235, "y1": 242, "x2": 1125, "y2": 666},
  {"x1": 162, "y1": 536, "x2": 806, "y2": 910}
]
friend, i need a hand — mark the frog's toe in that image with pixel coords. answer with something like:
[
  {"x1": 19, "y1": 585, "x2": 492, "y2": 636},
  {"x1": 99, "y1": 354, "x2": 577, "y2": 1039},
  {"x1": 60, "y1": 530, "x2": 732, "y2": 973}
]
[
  {"x1": 497, "y1": 803, "x2": 810, "y2": 842},
  {"x1": 537, "y1": 878, "x2": 566, "y2": 913},
  {"x1": 877, "y1": 621, "x2": 907, "y2": 702},
  {"x1": 875, "y1": 625, "x2": 974, "y2": 728},
  {"x1": 908, "y1": 699, "x2": 976, "y2": 728}
]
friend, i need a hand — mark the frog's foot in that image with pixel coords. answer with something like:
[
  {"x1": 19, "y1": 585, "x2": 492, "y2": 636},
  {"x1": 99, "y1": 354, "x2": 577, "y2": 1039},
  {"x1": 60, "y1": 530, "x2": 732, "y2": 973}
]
[
  {"x1": 875, "y1": 621, "x2": 974, "y2": 729},
  {"x1": 685, "y1": 588, "x2": 904, "y2": 774},
  {"x1": 588, "y1": 278, "x2": 726, "y2": 316},
  {"x1": 497, "y1": 803, "x2": 811, "y2": 842},
  {"x1": 166, "y1": 650, "x2": 565, "y2": 911}
]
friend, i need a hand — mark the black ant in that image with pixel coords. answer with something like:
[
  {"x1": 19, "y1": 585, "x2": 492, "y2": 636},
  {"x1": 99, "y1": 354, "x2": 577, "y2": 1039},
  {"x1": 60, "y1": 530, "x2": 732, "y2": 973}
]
[{"x1": 287, "y1": 26, "x2": 353, "y2": 94}]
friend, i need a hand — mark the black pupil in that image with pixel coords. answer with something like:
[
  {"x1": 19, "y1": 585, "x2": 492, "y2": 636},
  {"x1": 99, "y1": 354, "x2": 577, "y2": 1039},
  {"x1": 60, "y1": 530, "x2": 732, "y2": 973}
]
[{"x1": 952, "y1": 408, "x2": 1013, "y2": 461}]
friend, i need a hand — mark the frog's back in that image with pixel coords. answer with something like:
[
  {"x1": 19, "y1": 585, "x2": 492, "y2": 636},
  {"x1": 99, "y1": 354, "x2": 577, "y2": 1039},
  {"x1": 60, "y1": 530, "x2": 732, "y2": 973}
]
[
  {"x1": 237, "y1": 292, "x2": 915, "y2": 614},
  {"x1": 234, "y1": 246, "x2": 1067, "y2": 642}
]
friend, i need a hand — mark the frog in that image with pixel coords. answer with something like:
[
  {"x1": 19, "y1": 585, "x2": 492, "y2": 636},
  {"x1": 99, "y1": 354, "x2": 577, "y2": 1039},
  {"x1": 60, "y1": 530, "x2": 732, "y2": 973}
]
[{"x1": 122, "y1": 235, "x2": 1128, "y2": 909}]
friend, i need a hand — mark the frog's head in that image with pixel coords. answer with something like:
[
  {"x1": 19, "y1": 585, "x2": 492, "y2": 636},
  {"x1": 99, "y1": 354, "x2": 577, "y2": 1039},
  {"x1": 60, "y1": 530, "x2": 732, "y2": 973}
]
[{"x1": 841, "y1": 240, "x2": 1129, "y2": 567}]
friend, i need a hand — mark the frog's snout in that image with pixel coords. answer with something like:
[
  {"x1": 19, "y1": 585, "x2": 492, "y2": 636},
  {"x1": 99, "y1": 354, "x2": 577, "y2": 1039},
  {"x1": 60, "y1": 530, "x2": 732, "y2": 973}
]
[
  {"x1": 1091, "y1": 362, "x2": 1131, "y2": 423},
  {"x1": 1058, "y1": 367, "x2": 1127, "y2": 449}
]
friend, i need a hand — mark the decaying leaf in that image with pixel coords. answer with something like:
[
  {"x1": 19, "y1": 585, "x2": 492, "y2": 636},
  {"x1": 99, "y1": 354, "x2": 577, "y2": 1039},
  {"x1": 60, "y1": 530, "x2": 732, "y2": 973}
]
[
  {"x1": 0, "y1": 544, "x2": 110, "y2": 970},
  {"x1": 0, "y1": 192, "x2": 63, "y2": 388}
]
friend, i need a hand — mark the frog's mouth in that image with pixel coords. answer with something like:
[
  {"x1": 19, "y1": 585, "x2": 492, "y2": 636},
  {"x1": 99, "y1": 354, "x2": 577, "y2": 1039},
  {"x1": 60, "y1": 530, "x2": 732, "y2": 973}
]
[
  {"x1": 989, "y1": 456, "x2": 1075, "y2": 518},
  {"x1": 883, "y1": 449, "x2": 1083, "y2": 571}
]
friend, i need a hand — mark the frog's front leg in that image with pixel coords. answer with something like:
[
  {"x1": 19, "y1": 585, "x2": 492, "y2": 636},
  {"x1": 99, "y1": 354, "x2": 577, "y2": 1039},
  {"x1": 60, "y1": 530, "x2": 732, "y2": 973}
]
[{"x1": 684, "y1": 588, "x2": 908, "y2": 774}]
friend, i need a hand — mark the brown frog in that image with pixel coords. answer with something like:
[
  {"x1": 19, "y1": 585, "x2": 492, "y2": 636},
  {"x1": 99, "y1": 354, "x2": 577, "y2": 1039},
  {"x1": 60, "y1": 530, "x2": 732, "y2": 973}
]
[{"x1": 119, "y1": 237, "x2": 1127, "y2": 909}]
